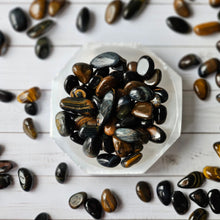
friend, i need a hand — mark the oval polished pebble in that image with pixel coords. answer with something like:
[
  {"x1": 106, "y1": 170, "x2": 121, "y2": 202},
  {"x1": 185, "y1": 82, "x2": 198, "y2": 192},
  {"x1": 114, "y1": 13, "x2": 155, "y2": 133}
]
[
  {"x1": 208, "y1": 189, "x2": 220, "y2": 214},
  {"x1": 105, "y1": 0, "x2": 123, "y2": 24},
  {"x1": 174, "y1": 0, "x2": 191, "y2": 18},
  {"x1": 115, "y1": 128, "x2": 141, "y2": 143},
  {"x1": 177, "y1": 171, "x2": 205, "y2": 188},
  {"x1": 123, "y1": 0, "x2": 146, "y2": 20},
  {"x1": 70, "y1": 131, "x2": 85, "y2": 145},
  {"x1": 129, "y1": 86, "x2": 154, "y2": 102},
  {"x1": 79, "y1": 124, "x2": 99, "y2": 139},
  {"x1": 154, "y1": 87, "x2": 168, "y2": 103},
  {"x1": 23, "y1": 118, "x2": 38, "y2": 139},
  {"x1": 70, "y1": 85, "x2": 89, "y2": 98},
  {"x1": 0, "y1": 161, "x2": 13, "y2": 173},
  {"x1": 75, "y1": 115, "x2": 95, "y2": 130},
  {"x1": 215, "y1": 72, "x2": 220, "y2": 87},
  {"x1": 124, "y1": 80, "x2": 146, "y2": 95},
  {"x1": 97, "y1": 154, "x2": 121, "y2": 168},
  {"x1": 194, "y1": 22, "x2": 220, "y2": 36},
  {"x1": 132, "y1": 102, "x2": 154, "y2": 120},
  {"x1": 198, "y1": 58, "x2": 220, "y2": 77},
  {"x1": 166, "y1": 16, "x2": 191, "y2": 34},
  {"x1": 172, "y1": 191, "x2": 189, "y2": 215},
  {"x1": 35, "y1": 37, "x2": 50, "y2": 59},
  {"x1": 17, "y1": 87, "x2": 41, "y2": 103},
  {"x1": 69, "y1": 192, "x2": 87, "y2": 209},
  {"x1": 193, "y1": 79, "x2": 209, "y2": 100},
  {"x1": 0, "y1": 174, "x2": 11, "y2": 189},
  {"x1": 210, "y1": 0, "x2": 220, "y2": 7},
  {"x1": 0, "y1": 89, "x2": 14, "y2": 102},
  {"x1": 0, "y1": 31, "x2": 8, "y2": 56},
  {"x1": 18, "y1": 168, "x2": 34, "y2": 191},
  {"x1": 48, "y1": 0, "x2": 66, "y2": 17},
  {"x1": 189, "y1": 189, "x2": 208, "y2": 208},
  {"x1": 27, "y1": 19, "x2": 55, "y2": 38},
  {"x1": 203, "y1": 166, "x2": 220, "y2": 182},
  {"x1": 29, "y1": 0, "x2": 46, "y2": 20},
  {"x1": 178, "y1": 54, "x2": 201, "y2": 70},
  {"x1": 64, "y1": 75, "x2": 79, "y2": 94},
  {"x1": 35, "y1": 212, "x2": 50, "y2": 220},
  {"x1": 157, "y1": 180, "x2": 172, "y2": 206},
  {"x1": 116, "y1": 96, "x2": 133, "y2": 120},
  {"x1": 213, "y1": 142, "x2": 220, "y2": 158},
  {"x1": 87, "y1": 75, "x2": 103, "y2": 91},
  {"x1": 127, "y1": 61, "x2": 137, "y2": 72},
  {"x1": 76, "y1": 7, "x2": 90, "y2": 32},
  {"x1": 102, "y1": 134, "x2": 115, "y2": 154},
  {"x1": 84, "y1": 198, "x2": 103, "y2": 219},
  {"x1": 188, "y1": 208, "x2": 208, "y2": 220},
  {"x1": 136, "y1": 181, "x2": 152, "y2": 202},
  {"x1": 101, "y1": 189, "x2": 117, "y2": 212},
  {"x1": 146, "y1": 125, "x2": 166, "y2": 143},
  {"x1": 145, "y1": 69, "x2": 162, "y2": 87},
  {"x1": 55, "y1": 162, "x2": 68, "y2": 183},
  {"x1": 116, "y1": 115, "x2": 140, "y2": 128},
  {"x1": 9, "y1": 7, "x2": 28, "y2": 32},
  {"x1": 83, "y1": 136, "x2": 101, "y2": 158},
  {"x1": 154, "y1": 105, "x2": 167, "y2": 124},
  {"x1": 104, "y1": 117, "x2": 117, "y2": 136},
  {"x1": 24, "y1": 102, "x2": 38, "y2": 115},
  {"x1": 121, "y1": 152, "x2": 142, "y2": 168}
]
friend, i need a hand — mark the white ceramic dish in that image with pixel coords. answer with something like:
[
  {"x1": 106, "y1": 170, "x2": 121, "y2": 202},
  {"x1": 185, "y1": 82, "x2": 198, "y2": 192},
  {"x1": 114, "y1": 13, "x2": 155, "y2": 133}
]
[{"x1": 50, "y1": 43, "x2": 182, "y2": 175}]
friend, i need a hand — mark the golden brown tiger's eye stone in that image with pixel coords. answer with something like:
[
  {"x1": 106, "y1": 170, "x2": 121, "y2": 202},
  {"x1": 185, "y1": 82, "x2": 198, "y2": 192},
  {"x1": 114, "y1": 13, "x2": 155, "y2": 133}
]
[
  {"x1": 23, "y1": 118, "x2": 37, "y2": 139},
  {"x1": 101, "y1": 189, "x2": 117, "y2": 212},
  {"x1": 203, "y1": 166, "x2": 220, "y2": 182},
  {"x1": 48, "y1": 0, "x2": 66, "y2": 17},
  {"x1": 29, "y1": 0, "x2": 46, "y2": 20},
  {"x1": 174, "y1": 0, "x2": 191, "y2": 18},
  {"x1": 209, "y1": 0, "x2": 220, "y2": 7},
  {"x1": 136, "y1": 181, "x2": 152, "y2": 202},
  {"x1": 75, "y1": 116, "x2": 95, "y2": 130},
  {"x1": 194, "y1": 22, "x2": 220, "y2": 36},
  {"x1": 72, "y1": 63, "x2": 93, "y2": 84},
  {"x1": 131, "y1": 102, "x2": 154, "y2": 120},
  {"x1": 193, "y1": 79, "x2": 209, "y2": 100},
  {"x1": 121, "y1": 152, "x2": 142, "y2": 168},
  {"x1": 17, "y1": 87, "x2": 41, "y2": 103},
  {"x1": 104, "y1": 117, "x2": 117, "y2": 136},
  {"x1": 127, "y1": 61, "x2": 137, "y2": 72},
  {"x1": 213, "y1": 142, "x2": 220, "y2": 158},
  {"x1": 123, "y1": 81, "x2": 146, "y2": 95},
  {"x1": 105, "y1": 0, "x2": 123, "y2": 24}
]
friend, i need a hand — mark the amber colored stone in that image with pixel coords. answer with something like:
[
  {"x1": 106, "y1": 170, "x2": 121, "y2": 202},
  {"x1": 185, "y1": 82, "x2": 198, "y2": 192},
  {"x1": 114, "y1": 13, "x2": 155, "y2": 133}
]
[
  {"x1": 101, "y1": 189, "x2": 117, "y2": 212},
  {"x1": 105, "y1": 0, "x2": 123, "y2": 24},
  {"x1": 131, "y1": 102, "x2": 154, "y2": 120},
  {"x1": 17, "y1": 87, "x2": 41, "y2": 103},
  {"x1": 72, "y1": 63, "x2": 93, "y2": 84},
  {"x1": 199, "y1": 58, "x2": 220, "y2": 78},
  {"x1": 127, "y1": 61, "x2": 137, "y2": 72},
  {"x1": 174, "y1": 0, "x2": 191, "y2": 17},
  {"x1": 123, "y1": 81, "x2": 146, "y2": 95},
  {"x1": 23, "y1": 118, "x2": 37, "y2": 139},
  {"x1": 136, "y1": 181, "x2": 152, "y2": 202},
  {"x1": 112, "y1": 135, "x2": 133, "y2": 157},
  {"x1": 194, "y1": 22, "x2": 220, "y2": 36},
  {"x1": 203, "y1": 166, "x2": 220, "y2": 182},
  {"x1": 121, "y1": 152, "x2": 143, "y2": 168},
  {"x1": 213, "y1": 142, "x2": 220, "y2": 158},
  {"x1": 29, "y1": 0, "x2": 46, "y2": 20},
  {"x1": 104, "y1": 117, "x2": 117, "y2": 136},
  {"x1": 193, "y1": 79, "x2": 209, "y2": 100},
  {"x1": 75, "y1": 116, "x2": 95, "y2": 130},
  {"x1": 48, "y1": 0, "x2": 66, "y2": 17},
  {"x1": 209, "y1": 0, "x2": 220, "y2": 7}
]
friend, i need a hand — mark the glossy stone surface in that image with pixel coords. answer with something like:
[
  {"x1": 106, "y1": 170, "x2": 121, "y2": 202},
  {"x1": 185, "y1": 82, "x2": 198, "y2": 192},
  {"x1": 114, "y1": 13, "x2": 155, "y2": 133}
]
[
  {"x1": 24, "y1": 102, "x2": 38, "y2": 116},
  {"x1": 129, "y1": 86, "x2": 154, "y2": 102},
  {"x1": 70, "y1": 131, "x2": 85, "y2": 145},
  {"x1": 213, "y1": 142, "x2": 220, "y2": 158},
  {"x1": 154, "y1": 105, "x2": 167, "y2": 124},
  {"x1": 151, "y1": 94, "x2": 161, "y2": 107},
  {"x1": 178, "y1": 54, "x2": 201, "y2": 70},
  {"x1": 198, "y1": 58, "x2": 220, "y2": 77},
  {"x1": 0, "y1": 161, "x2": 13, "y2": 173},
  {"x1": 177, "y1": 171, "x2": 205, "y2": 188},
  {"x1": 23, "y1": 118, "x2": 38, "y2": 139},
  {"x1": 18, "y1": 168, "x2": 34, "y2": 191},
  {"x1": 147, "y1": 125, "x2": 166, "y2": 143},
  {"x1": 84, "y1": 198, "x2": 103, "y2": 219},
  {"x1": 154, "y1": 87, "x2": 168, "y2": 103},
  {"x1": 64, "y1": 75, "x2": 79, "y2": 94},
  {"x1": 34, "y1": 212, "x2": 50, "y2": 220},
  {"x1": 116, "y1": 96, "x2": 133, "y2": 120},
  {"x1": 136, "y1": 181, "x2": 152, "y2": 202},
  {"x1": 101, "y1": 189, "x2": 117, "y2": 212},
  {"x1": 83, "y1": 136, "x2": 101, "y2": 158},
  {"x1": 145, "y1": 69, "x2": 162, "y2": 87},
  {"x1": 104, "y1": 117, "x2": 117, "y2": 136},
  {"x1": 17, "y1": 87, "x2": 41, "y2": 103},
  {"x1": 172, "y1": 191, "x2": 189, "y2": 215},
  {"x1": 123, "y1": 0, "x2": 146, "y2": 20},
  {"x1": 0, "y1": 174, "x2": 11, "y2": 189},
  {"x1": 208, "y1": 189, "x2": 220, "y2": 214},
  {"x1": 215, "y1": 72, "x2": 220, "y2": 87},
  {"x1": 193, "y1": 79, "x2": 209, "y2": 100},
  {"x1": 189, "y1": 189, "x2": 208, "y2": 208},
  {"x1": 157, "y1": 180, "x2": 172, "y2": 206},
  {"x1": 9, "y1": 7, "x2": 28, "y2": 32},
  {"x1": 124, "y1": 80, "x2": 146, "y2": 95},
  {"x1": 194, "y1": 22, "x2": 220, "y2": 36},
  {"x1": 35, "y1": 37, "x2": 50, "y2": 59},
  {"x1": 115, "y1": 128, "x2": 141, "y2": 143},
  {"x1": 87, "y1": 75, "x2": 103, "y2": 91},
  {"x1": 27, "y1": 19, "x2": 55, "y2": 38},
  {"x1": 105, "y1": 0, "x2": 122, "y2": 24},
  {"x1": 0, "y1": 31, "x2": 8, "y2": 56},
  {"x1": 75, "y1": 116, "x2": 94, "y2": 130},
  {"x1": 127, "y1": 61, "x2": 137, "y2": 72},
  {"x1": 188, "y1": 208, "x2": 208, "y2": 220},
  {"x1": 121, "y1": 152, "x2": 142, "y2": 168},
  {"x1": 210, "y1": 0, "x2": 220, "y2": 7},
  {"x1": 0, "y1": 89, "x2": 14, "y2": 102},
  {"x1": 69, "y1": 192, "x2": 87, "y2": 209},
  {"x1": 102, "y1": 134, "x2": 115, "y2": 154},
  {"x1": 70, "y1": 85, "x2": 89, "y2": 98},
  {"x1": 166, "y1": 16, "x2": 191, "y2": 34},
  {"x1": 132, "y1": 102, "x2": 154, "y2": 120},
  {"x1": 29, "y1": 0, "x2": 46, "y2": 20},
  {"x1": 76, "y1": 7, "x2": 90, "y2": 32},
  {"x1": 117, "y1": 115, "x2": 140, "y2": 128},
  {"x1": 97, "y1": 154, "x2": 121, "y2": 168},
  {"x1": 92, "y1": 95, "x2": 102, "y2": 110},
  {"x1": 79, "y1": 124, "x2": 99, "y2": 139},
  {"x1": 48, "y1": 0, "x2": 66, "y2": 17},
  {"x1": 55, "y1": 162, "x2": 68, "y2": 184},
  {"x1": 174, "y1": 0, "x2": 191, "y2": 17},
  {"x1": 203, "y1": 166, "x2": 220, "y2": 182}
]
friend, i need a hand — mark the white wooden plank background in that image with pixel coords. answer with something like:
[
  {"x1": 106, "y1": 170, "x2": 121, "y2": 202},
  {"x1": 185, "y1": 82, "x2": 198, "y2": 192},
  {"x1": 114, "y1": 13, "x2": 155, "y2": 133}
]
[{"x1": 0, "y1": 0, "x2": 220, "y2": 219}]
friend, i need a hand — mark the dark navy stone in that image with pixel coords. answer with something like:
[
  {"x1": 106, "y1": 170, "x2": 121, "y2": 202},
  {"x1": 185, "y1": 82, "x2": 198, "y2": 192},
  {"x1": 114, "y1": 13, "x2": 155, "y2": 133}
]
[
  {"x1": 64, "y1": 75, "x2": 79, "y2": 95},
  {"x1": 129, "y1": 86, "x2": 154, "y2": 102},
  {"x1": 84, "y1": 198, "x2": 103, "y2": 219},
  {"x1": 55, "y1": 162, "x2": 68, "y2": 184},
  {"x1": 172, "y1": 191, "x2": 189, "y2": 215},
  {"x1": 189, "y1": 189, "x2": 208, "y2": 208},
  {"x1": 35, "y1": 37, "x2": 51, "y2": 59},
  {"x1": 97, "y1": 153, "x2": 121, "y2": 168},
  {"x1": 76, "y1": 7, "x2": 90, "y2": 33},
  {"x1": 24, "y1": 102, "x2": 38, "y2": 115},
  {"x1": 83, "y1": 136, "x2": 102, "y2": 158},
  {"x1": 157, "y1": 180, "x2": 172, "y2": 206}
]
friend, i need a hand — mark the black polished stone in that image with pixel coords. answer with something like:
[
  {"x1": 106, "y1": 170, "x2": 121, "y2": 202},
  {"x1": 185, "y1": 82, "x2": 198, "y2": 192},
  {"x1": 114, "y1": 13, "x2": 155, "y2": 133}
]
[
  {"x1": 123, "y1": 71, "x2": 144, "y2": 84},
  {"x1": 115, "y1": 128, "x2": 141, "y2": 143},
  {"x1": 172, "y1": 191, "x2": 189, "y2": 215},
  {"x1": 116, "y1": 115, "x2": 141, "y2": 128},
  {"x1": 24, "y1": 102, "x2": 38, "y2": 115},
  {"x1": 64, "y1": 75, "x2": 79, "y2": 95},
  {"x1": 35, "y1": 37, "x2": 51, "y2": 59},
  {"x1": 129, "y1": 86, "x2": 154, "y2": 102},
  {"x1": 147, "y1": 125, "x2": 167, "y2": 143},
  {"x1": 83, "y1": 136, "x2": 102, "y2": 158},
  {"x1": 188, "y1": 208, "x2": 208, "y2": 220},
  {"x1": 157, "y1": 180, "x2": 172, "y2": 206},
  {"x1": 154, "y1": 87, "x2": 169, "y2": 103},
  {"x1": 0, "y1": 89, "x2": 14, "y2": 102},
  {"x1": 154, "y1": 105, "x2": 167, "y2": 124},
  {"x1": 208, "y1": 189, "x2": 220, "y2": 214},
  {"x1": 55, "y1": 162, "x2": 68, "y2": 184},
  {"x1": 70, "y1": 131, "x2": 85, "y2": 145},
  {"x1": 178, "y1": 54, "x2": 201, "y2": 70},
  {"x1": 189, "y1": 189, "x2": 208, "y2": 208},
  {"x1": 92, "y1": 95, "x2": 102, "y2": 110},
  {"x1": 0, "y1": 174, "x2": 12, "y2": 189},
  {"x1": 84, "y1": 198, "x2": 103, "y2": 219},
  {"x1": 102, "y1": 134, "x2": 115, "y2": 154},
  {"x1": 18, "y1": 168, "x2": 34, "y2": 191},
  {"x1": 0, "y1": 31, "x2": 8, "y2": 56},
  {"x1": 87, "y1": 75, "x2": 103, "y2": 91},
  {"x1": 144, "y1": 69, "x2": 162, "y2": 87},
  {"x1": 34, "y1": 212, "x2": 50, "y2": 220},
  {"x1": 76, "y1": 7, "x2": 90, "y2": 33},
  {"x1": 79, "y1": 124, "x2": 99, "y2": 139},
  {"x1": 97, "y1": 153, "x2": 121, "y2": 168},
  {"x1": 94, "y1": 67, "x2": 109, "y2": 77},
  {"x1": 110, "y1": 71, "x2": 125, "y2": 88}
]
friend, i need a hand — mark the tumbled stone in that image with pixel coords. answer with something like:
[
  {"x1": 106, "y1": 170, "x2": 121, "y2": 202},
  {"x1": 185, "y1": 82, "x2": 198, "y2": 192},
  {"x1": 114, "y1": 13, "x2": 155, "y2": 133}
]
[
  {"x1": 0, "y1": 89, "x2": 14, "y2": 102},
  {"x1": 84, "y1": 198, "x2": 103, "y2": 219},
  {"x1": 124, "y1": 71, "x2": 144, "y2": 84},
  {"x1": 115, "y1": 128, "x2": 141, "y2": 143},
  {"x1": 208, "y1": 189, "x2": 220, "y2": 214},
  {"x1": 17, "y1": 87, "x2": 41, "y2": 103},
  {"x1": 18, "y1": 168, "x2": 34, "y2": 191},
  {"x1": 87, "y1": 75, "x2": 103, "y2": 91},
  {"x1": 97, "y1": 154, "x2": 121, "y2": 168},
  {"x1": 102, "y1": 134, "x2": 115, "y2": 154},
  {"x1": 189, "y1": 189, "x2": 208, "y2": 208},
  {"x1": 116, "y1": 115, "x2": 140, "y2": 128},
  {"x1": 154, "y1": 105, "x2": 167, "y2": 124},
  {"x1": 166, "y1": 16, "x2": 191, "y2": 34},
  {"x1": 127, "y1": 61, "x2": 137, "y2": 72},
  {"x1": 27, "y1": 19, "x2": 55, "y2": 38},
  {"x1": 9, "y1": 7, "x2": 28, "y2": 32},
  {"x1": 70, "y1": 131, "x2": 85, "y2": 145},
  {"x1": 75, "y1": 116, "x2": 94, "y2": 130},
  {"x1": 121, "y1": 152, "x2": 142, "y2": 168},
  {"x1": 194, "y1": 22, "x2": 220, "y2": 36},
  {"x1": 48, "y1": 0, "x2": 66, "y2": 17},
  {"x1": 101, "y1": 189, "x2": 117, "y2": 212},
  {"x1": 177, "y1": 171, "x2": 205, "y2": 188},
  {"x1": 25, "y1": 102, "x2": 38, "y2": 116},
  {"x1": 147, "y1": 125, "x2": 166, "y2": 143},
  {"x1": 216, "y1": 93, "x2": 220, "y2": 102},
  {"x1": 23, "y1": 118, "x2": 38, "y2": 139},
  {"x1": 188, "y1": 208, "x2": 208, "y2": 220},
  {"x1": 0, "y1": 161, "x2": 13, "y2": 173},
  {"x1": 76, "y1": 7, "x2": 90, "y2": 32},
  {"x1": 140, "y1": 118, "x2": 154, "y2": 128},
  {"x1": 64, "y1": 75, "x2": 79, "y2": 95},
  {"x1": 215, "y1": 72, "x2": 220, "y2": 87},
  {"x1": 124, "y1": 81, "x2": 146, "y2": 95},
  {"x1": 198, "y1": 58, "x2": 220, "y2": 77},
  {"x1": 157, "y1": 180, "x2": 172, "y2": 206},
  {"x1": 132, "y1": 102, "x2": 154, "y2": 120},
  {"x1": 116, "y1": 96, "x2": 133, "y2": 120},
  {"x1": 104, "y1": 117, "x2": 117, "y2": 136},
  {"x1": 0, "y1": 31, "x2": 8, "y2": 56},
  {"x1": 154, "y1": 87, "x2": 168, "y2": 103},
  {"x1": 178, "y1": 54, "x2": 201, "y2": 70},
  {"x1": 92, "y1": 95, "x2": 102, "y2": 110},
  {"x1": 105, "y1": 0, "x2": 123, "y2": 24},
  {"x1": 79, "y1": 124, "x2": 99, "y2": 139},
  {"x1": 0, "y1": 174, "x2": 11, "y2": 189},
  {"x1": 69, "y1": 192, "x2": 87, "y2": 209},
  {"x1": 216, "y1": 40, "x2": 220, "y2": 52},
  {"x1": 129, "y1": 86, "x2": 154, "y2": 102},
  {"x1": 70, "y1": 85, "x2": 89, "y2": 98},
  {"x1": 83, "y1": 136, "x2": 101, "y2": 158},
  {"x1": 213, "y1": 142, "x2": 220, "y2": 158},
  {"x1": 55, "y1": 162, "x2": 68, "y2": 184},
  {"x1": 172, "y1": 191, "x2": 189, "y2": 215},
  {"x1": 174, "y1": 0, "x2": 191, "y2": 18},
  {"x1": 29, "y1": 0, "x2": 46, "y2": 20},
  {"x1": 193, "y1": 78, "x2": 209, "y2": 100},
  {"x1": 136, "y1": 181, "x2": 152, "y2": 202},
  {"x1": 145, "y1": 69, "x2": 162, "y2": 87},
  {"x1": 35, "y1": 37, "x2": 50, "y2": 59},
  {"x1": 203, "y1": 166, "x2": 220, "y2": 182},
  {"x1": 209, "y1": 0, "x2": 220, "y2": 7},
  {"x1": 151, "y1": 94, "x2": 161, "y2": 107},
  {"x1": 94, "y1": 67, "x2": 109, "y2": 77},
  {"x1": 35, "y1": 213, "x2": 50, "y2": 220}
]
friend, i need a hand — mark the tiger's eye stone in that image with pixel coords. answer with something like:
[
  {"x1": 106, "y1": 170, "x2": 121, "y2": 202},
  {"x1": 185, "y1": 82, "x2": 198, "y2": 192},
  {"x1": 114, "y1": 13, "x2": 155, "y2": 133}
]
[
  {"x1": 83, "y1": 136, "x2": 101, "y2": 158},
  {"x1": 172, "y1": 191, "x2": 189, "y2": 215},
  {"x1": 213, "y1": 142, "x2": 220, "y2": 158},
  {"x1": 17, "y1": 87, "x2": 41, "y2": 103},
  {"x1": 136, "y1": 181, "x2": 152, "y2": 202},
  {"x1": 48, "y1": 0, "x2": 66, "y2": 17},
  {"x1": 75, "y1": 116, "x2": 94, "y2": 130},
  {"x1": 129, "y1": 86, "x2": 154, "y2": 102},
  {"x1": 124, "y1": 81, "x2": 146, "y2": 95},
  {"x1": 105, "y1": 0, "x2": 122, "y2": 24},
  {"x1": 127, "y1": 61, "x2": 137, "y2": 72},
  {"x1": 147, "y1": 125, "x2": 166, "y2": 143},
  {"x1": 18, "y1": 168, "x2": 34, "y2": 191},
  {"x1": 174, "y1": 0, "x2": 191, "y2": 18},
  {"x1": 64, "y1": 75, "x2": 79, "y2": 95},
  {"x1": 199, "y1": 58, "x2": 220, "y2": 77},
  {"x1": 84, "y1": 198, "x2": 103, "y2": 219},
  {"x1": 177, "y1": 171, "x2": 205, "y2": 188},
  {"x1": 34, "y1": 212, "x2": 50, "y2": 220},
  {"x1": 178, "y1": 54, "x2": 201, "y2": 70},
  {"x1": 35, "y1": 37, "x2": 50, "y2": 59},
  {"x1": 154, "y1": 105, "x2": 167, "y2": 124},
  {"x1": 79, "y1": 124, "x2": 99, "y2": 139},
  {"x1": 189, "y1": 189, "x2": 208, "y2": 208},
  {"x1": 208, "y1": 189, "x2": 220, "y2": 214},
  {"x1": 27, "y1": 19, "x2": 55, "y2": 38},
  {"x1": 188, "y1": 208, "x2": 208, "y2": 220},
  {"x1": 194, "y1": 22, "x2": 220, "y2": 36},
  {"x1": 76, "y1": 7, "x2": 90, "y2": 32},
  {"x1": 0, "y1": 31, "x2": 8, "y2": 56},
  {"x1": 203, "y1": 166, "x2": 220, "y2": 182},
  {"x1": 102, "y1": 134, "x2": 115, "y2": 154},
  {"x1": 70, "y1": 131, "x2": 85, "y2": 145},
  {"x1": 137, "y1": 56, "x2": 155, "y2": 80},
  {"x1": 70, "y1": 85, "x2": 89, "y2": 98},
  {"x1": 216, "y1": 93, "x2": 220, "y2": 102},
  {"x1": 0, "y1": 161, "x2": 13, "y2": 173},
  {"x1": 0, "y1": 174, "x2": 12, "y2": 189},
  {"x1": 92, "y1": 95, "x2": 102, "y2": 110},
  {"x1": 115, "y1": 128, "x2": 141, "y2": 143},
  {"x1": 87, "y1": 75, "x2": 103, "y2": 91},
  {"x1": 29, "y1": 0, "x2": 46, "y2": 20},
  {"x1": 69, "y1": 192, "x2": 87, "y2": 209},
  {"x1": 209, "y1": 0, "x2": 220, "y2": 7},
  {"x1": 72, "y1": 63, "x2": 93, "y2": 84},
  {"x1": 145, "y1": 69, "x2": 162, "y2": 87},
  {"x1": 112, "y1": 135, "x2": 133, "y2": 157},
  {"x1": 132, "y1": 102, "x2": 154, "y2": 120},
  {"x1": 154, "y1": 87, "x2": 168, "y2": 103},
  {"x1": 55, "y1": 162, "x2": 68, "y2": 184},
  {"x1": 25, "y1": 102, "x2": 38, "y2": 115},
  {"x1": 193, "y1": 78, "x2": 209, "y2": 100},
  {"x1": 104, "y1": 117, "x2": 117, "y2": 136},
  {"x1": 0, "y1": 89, "x2": 14, "y2": 102},
  {"x1": 121, "y1": 152, "x2": 142, "y2": 168},
  {"x1": 97, "y1": 154, "x2": 121, "y2": 168},
  {"x1": 23, "y1": 118, "x2": 37, "y2": 139},
  {"x1": 157, "y1": 180, "x2": 172, "y2": 206},
  {"x1": 101, "y1": 189, "x2": 117, "y2": 212}
]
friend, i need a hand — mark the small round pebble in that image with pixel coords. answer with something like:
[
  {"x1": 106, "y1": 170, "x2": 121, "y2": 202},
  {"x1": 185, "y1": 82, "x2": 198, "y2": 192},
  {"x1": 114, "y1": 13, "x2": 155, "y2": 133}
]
[{"x1": 24, "y1": 102, "x2": 38, "y2": 115}]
